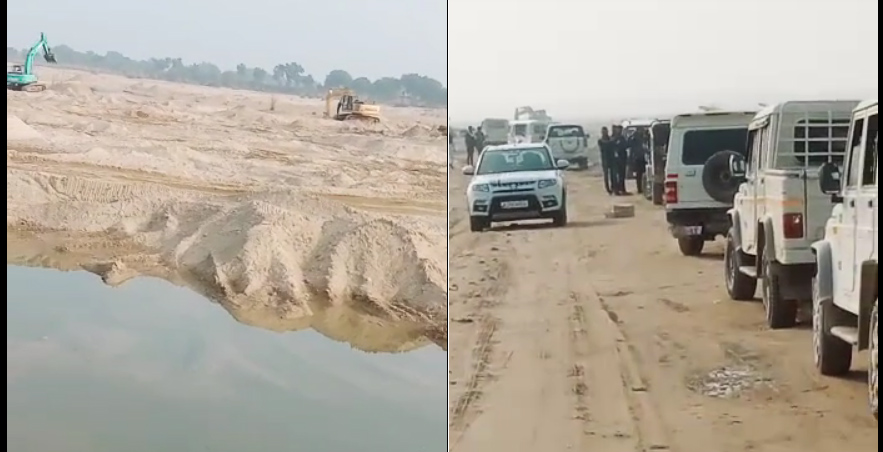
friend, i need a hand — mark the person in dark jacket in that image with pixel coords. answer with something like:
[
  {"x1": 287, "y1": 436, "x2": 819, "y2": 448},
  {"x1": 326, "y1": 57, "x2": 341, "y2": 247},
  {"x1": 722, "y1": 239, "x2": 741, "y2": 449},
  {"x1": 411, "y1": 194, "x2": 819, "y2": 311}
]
[
  {"x1": 474, "y1": 127, "x2": 486, "y2": 157},
  {"x1": 629, "y1": 129, "x2": 648, "y2": 194},
  {"x1": 465, "y1": 126, "x2": 476, "y2": 166},
  {"x1": 611, "y1": 125, "x2": 630, "y2": 195},
  {"x1": 597, "y1": 127, "x2": 616, "y2": 195}
]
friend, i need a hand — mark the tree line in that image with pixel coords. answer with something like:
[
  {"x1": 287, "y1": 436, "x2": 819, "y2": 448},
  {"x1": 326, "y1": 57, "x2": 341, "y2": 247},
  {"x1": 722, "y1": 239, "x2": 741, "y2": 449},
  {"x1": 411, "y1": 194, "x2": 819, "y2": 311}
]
[{"x1": 6, "y1": 45, "x2": 446, "y2": 107}]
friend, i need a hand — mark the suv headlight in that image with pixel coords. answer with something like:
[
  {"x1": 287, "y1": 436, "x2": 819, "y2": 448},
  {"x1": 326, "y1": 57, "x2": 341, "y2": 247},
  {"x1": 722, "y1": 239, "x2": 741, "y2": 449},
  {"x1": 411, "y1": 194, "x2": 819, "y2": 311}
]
[
  {"x1": 537, "y1": 179, "x2": 557, "y2": 189},
  {"x1": 471, "y1": 183, "x2": 489, "y2": 193}
]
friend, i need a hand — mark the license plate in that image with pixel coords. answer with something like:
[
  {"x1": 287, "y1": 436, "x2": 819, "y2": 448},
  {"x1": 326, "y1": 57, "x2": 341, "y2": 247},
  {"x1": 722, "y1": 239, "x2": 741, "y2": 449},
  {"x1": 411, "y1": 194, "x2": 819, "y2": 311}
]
[
  {"x1": 681, "y1": 226, "x2": 703, "y2": 235},
  {"x1": 500, "y1": 200, "x2": 529, "y2": 209}
]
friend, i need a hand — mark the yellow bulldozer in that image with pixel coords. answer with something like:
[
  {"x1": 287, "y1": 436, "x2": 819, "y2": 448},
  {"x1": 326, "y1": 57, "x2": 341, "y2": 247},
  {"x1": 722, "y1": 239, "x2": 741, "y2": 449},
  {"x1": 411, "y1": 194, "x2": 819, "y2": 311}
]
[{"x1": 324, "y1": 88, "x2": 381, "y2": 122}]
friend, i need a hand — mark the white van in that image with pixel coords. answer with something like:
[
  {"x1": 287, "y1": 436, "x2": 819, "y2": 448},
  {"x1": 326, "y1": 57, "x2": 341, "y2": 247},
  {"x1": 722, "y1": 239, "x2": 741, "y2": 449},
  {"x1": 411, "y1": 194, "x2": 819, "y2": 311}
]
[
  {"x1": 480, "y1": 118, "x2": 510, "y2": 146},
  {"x1": 509, "y1": 119, "x2": 551, "y2": 144},
  {"x1": 544, "y1": 123, "x2": 591, "y2": 170}
]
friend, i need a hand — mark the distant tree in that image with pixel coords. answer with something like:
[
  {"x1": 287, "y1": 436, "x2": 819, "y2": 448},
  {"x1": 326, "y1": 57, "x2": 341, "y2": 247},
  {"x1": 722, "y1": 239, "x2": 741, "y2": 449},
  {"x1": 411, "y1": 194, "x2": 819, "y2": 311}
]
[
  {"x1": 8, "y1": 43, "x2": 446, "y2": 107},
  {"x1": 323, "y1": 69, "x2": 353, "y2": 90}
]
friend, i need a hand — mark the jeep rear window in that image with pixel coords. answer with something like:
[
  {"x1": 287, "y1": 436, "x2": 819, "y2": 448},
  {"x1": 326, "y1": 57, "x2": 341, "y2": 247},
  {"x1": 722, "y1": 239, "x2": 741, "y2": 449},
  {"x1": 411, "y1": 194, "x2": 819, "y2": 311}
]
[
  {"x1": 782, "y1": 119, "x2": 851, "y2": 167},
  {"x1": 680, "y1": 128, "x2": 749, "y2": 165},
  {"x1": 513, "y1": 124, "x2": 528, "y2": 136},
  {"x1": 482, "y1": 119, "x2": 508, "y2": 129},
  {"x1": 547, "y1": 126, "x2": 585, "y2": 138}
]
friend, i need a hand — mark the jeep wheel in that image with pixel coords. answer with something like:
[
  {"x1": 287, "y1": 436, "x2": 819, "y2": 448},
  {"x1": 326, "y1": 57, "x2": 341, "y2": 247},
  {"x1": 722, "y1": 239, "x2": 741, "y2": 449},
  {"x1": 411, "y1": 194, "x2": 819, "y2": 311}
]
[
  {"x1": 651, "y1": 183, "x2": 664, "y2": 206},
  {"x1": 677, "y1": 236, "x2": 704, "y2": 256},
  {"x1": 812, "y1": 277, "x2": 853, "y2": 375},
  {"x1": 552, "y1": 199, "x2": 568, "y2": 227},
  {"x1": 761, "y1": 245, "x2": 797, "y2": 329},
  {"x1": 642, "y1": 174, "x2": 652, "y2": 201},
  {"x1": 869, "y1": 299, "x2": 878, "y2": 420},
  {"x1": 725, "y1": 230, "x2": 756, "y2": 301},
  {"x1": 577, "y1": 159, "x2": 588, "y2": 170},
  {"x1": 469, "y1": 216, "x2": 488, "y2": 233}
]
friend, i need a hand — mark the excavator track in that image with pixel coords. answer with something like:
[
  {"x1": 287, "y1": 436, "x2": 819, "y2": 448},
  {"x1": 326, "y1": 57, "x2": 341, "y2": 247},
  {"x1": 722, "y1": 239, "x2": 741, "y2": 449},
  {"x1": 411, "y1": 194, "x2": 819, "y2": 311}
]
[{"x1": 22, "y1": 84, "x2": 46, "y2": 93}]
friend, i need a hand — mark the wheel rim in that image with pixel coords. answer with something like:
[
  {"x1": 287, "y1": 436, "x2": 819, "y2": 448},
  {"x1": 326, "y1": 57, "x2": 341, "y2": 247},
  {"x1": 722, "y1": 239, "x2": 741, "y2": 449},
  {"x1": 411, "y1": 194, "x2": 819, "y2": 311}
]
[
  {"x1": 812, "y1": 287, "x2": 823, "y2": 367},
  {"x1": 870, "y1": 306, "x2": 878, "y2": 414}
]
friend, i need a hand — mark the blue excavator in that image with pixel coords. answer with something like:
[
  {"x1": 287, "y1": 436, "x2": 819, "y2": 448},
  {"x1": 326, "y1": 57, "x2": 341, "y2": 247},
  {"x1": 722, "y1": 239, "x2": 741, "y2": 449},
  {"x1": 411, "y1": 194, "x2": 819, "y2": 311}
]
[{"x1": 7, "y1": 33, "x2": 57, "y2": 92}]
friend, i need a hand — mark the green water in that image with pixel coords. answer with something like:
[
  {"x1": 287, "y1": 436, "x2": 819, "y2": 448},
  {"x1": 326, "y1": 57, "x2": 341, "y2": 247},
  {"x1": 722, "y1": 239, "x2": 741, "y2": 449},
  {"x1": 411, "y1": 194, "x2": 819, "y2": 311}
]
[{"x1": 6, "y1": 266, "x2": 446, "y2": 452}]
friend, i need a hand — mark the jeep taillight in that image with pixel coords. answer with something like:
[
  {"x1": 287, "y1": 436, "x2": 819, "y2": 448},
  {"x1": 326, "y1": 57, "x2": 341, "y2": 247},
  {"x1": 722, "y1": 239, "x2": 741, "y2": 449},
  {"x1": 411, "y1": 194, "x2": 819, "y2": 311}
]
[
  {"x1": 664, "y1": 176, "x2": 678, "y2": 204},
  {"x1": 782, "y1": 213, "x2": 804, "y2": 239}
]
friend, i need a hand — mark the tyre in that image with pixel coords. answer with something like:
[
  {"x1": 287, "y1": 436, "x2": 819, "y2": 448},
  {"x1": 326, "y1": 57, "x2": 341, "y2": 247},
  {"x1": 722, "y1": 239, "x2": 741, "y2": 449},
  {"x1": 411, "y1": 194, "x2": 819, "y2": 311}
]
[
  {"x1": 724, "y1": 230, "x2": 757, "y2": 301},
  {"x1": 761, "y1": 243, "x2": 797, "y2": 329},
  {"x1": 677, "y1": 236, "x2": 704, "y2": 256},
  {"x1": 642, "y1": 174, "x2": 652, "y2": 200},
  {"x1": 651, "y1": 183, "x2": 664, "y2": 206},
  {"x1": 469, "y1": 216, "x2": 488, "y2": 232},
  {"x1": 870, "y1": 299, "x2": 878, "y2": 420},
  {"x1": 812, "y1": 277, "x2": 853, "y2": 375},
  {"x1": 552, "y1": 198, "x2": 568, "y2": 227},
  {"x1": 577, "y1": 159, "x2": 589, "y2": 170}
]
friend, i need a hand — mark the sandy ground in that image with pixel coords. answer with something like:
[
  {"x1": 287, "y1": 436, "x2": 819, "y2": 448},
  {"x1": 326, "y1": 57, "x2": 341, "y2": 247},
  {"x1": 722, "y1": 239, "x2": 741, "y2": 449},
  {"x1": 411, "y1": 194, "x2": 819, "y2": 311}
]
[
  {"x1": 447, "y1": 165, "x2": 878, "y2": 451},
  {"x1": 7, "y1": 66, "x2": 447, "y2": 353}
]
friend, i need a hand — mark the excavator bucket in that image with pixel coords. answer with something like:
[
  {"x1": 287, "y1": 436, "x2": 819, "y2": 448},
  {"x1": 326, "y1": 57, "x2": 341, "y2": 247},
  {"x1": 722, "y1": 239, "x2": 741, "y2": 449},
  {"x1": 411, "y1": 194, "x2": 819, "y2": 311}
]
[{"x1": 44, "y1": 50, "x2": 57, "y2": 64}]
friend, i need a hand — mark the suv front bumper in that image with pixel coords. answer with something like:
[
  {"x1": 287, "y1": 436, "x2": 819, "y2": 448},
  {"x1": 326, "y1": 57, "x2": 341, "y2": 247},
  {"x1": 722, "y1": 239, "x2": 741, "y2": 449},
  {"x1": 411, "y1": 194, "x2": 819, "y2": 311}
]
[{"x1": 470, "y1": 192, "x2": 563, "y2": 220}]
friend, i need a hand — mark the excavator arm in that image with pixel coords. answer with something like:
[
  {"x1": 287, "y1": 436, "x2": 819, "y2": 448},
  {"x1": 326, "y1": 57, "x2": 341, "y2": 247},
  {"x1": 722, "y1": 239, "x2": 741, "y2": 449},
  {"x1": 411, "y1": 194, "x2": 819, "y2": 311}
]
[{"x1": 23, "y1": 33, "x2": 57, "y2": 75}]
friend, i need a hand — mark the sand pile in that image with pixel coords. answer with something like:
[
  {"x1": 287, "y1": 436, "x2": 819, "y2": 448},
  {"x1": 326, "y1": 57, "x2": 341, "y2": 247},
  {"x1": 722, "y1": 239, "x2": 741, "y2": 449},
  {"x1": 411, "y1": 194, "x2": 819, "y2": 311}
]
[
  {"x1": 7, "y1": 114, "x2": 50, "y2": 150},
  {"x1": 7, "y1": 66, "x2": 448, "y2": 352}
]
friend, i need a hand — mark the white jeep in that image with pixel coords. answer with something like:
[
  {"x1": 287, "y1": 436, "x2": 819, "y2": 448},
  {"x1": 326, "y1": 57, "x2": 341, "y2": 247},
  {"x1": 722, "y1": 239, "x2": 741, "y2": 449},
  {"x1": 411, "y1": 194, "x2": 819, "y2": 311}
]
[
  {"x1": 663, "y1": 111, "x2": 756, "y2": 256},
  {"x1": 811, "y1": 99, "x2": 877, "y2": 420},
  {"x1": 724, "y1": 100, "x2": 859, "y2": 330},
  {"x1": 544, "y1": 123, "x2": 591, "y2": 170},
  {"x1": 463, "y1": 143, "x2": 569, "y2": 232}
]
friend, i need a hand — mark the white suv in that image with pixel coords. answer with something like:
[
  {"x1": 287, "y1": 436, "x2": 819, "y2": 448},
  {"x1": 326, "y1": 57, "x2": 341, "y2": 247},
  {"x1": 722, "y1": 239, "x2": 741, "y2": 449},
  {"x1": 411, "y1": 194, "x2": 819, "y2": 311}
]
[
  {"x1": 663, "y1": 111, "x2": 756, "y2": 256},
  {"x1": 463, "y1": 144, "x2": 569, "y2": 232},
  {"x1": 811, "y1": 98, "x2": 877, "y2": 420}
]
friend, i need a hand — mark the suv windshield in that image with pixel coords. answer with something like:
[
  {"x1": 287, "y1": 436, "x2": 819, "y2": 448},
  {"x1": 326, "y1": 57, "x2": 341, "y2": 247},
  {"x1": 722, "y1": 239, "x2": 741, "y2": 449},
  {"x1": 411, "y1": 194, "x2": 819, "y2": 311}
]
[
  {"x1": 477, "y1": 147, "x2": 554, "y2": 175},
  {"x1": 681, "y1": 128, "x2": 749, "y2": 165}
]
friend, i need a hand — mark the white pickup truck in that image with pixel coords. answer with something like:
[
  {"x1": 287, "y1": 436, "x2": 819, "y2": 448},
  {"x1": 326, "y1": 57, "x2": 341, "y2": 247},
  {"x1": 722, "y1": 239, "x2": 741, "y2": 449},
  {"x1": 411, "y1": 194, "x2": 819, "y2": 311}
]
[
  {"x1": 724, "y1": 101, "x2": 859, "y2": 330},
  {"x1": 811, "y1": 99, "x2": 877, "y2": 420}
]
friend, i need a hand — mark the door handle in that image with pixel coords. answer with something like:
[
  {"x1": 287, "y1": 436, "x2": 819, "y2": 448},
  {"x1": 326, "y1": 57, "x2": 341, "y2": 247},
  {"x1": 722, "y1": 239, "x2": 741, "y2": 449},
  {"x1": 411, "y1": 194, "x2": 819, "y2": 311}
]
[
  {"x1": 870, "y1": 200, "x2": 875, "y2": 208},
  {"x1": 849, "y1": 200, "x2": 855, "y2": 207}
]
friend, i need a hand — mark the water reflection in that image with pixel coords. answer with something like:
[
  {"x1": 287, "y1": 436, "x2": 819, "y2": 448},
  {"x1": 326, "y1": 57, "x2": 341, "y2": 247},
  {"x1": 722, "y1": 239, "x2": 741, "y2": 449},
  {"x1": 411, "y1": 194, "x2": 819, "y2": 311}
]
[{"x1": 7, "y1": 266, "x2": 446, "y2": 452}]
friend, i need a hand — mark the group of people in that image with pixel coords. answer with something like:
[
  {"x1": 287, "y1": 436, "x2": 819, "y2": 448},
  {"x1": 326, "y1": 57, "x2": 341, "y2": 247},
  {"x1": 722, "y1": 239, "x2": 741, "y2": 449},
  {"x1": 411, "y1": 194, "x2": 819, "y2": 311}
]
[
  {"x1": 447, "y1": 126, "x2": 486, "y2": 168},
  {"x1": 597, "y1": 125, "x2": 648, "y2": 196}
]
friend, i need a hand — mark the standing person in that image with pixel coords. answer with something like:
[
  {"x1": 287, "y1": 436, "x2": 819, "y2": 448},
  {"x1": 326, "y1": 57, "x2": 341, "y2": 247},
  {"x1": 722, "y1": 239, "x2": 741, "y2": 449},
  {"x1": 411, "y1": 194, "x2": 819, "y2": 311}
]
[
  {"x1": 611, "y1": 125, "x2": 630, "y2": 195},
  {"x1": 474, "y1": 126, "x2": 486, "y2": 157},
  {"x1": 597, "y1": 127, "x2": 616, "y2": 195},
  {"x1": 629, "y1": 129, "x2": 648, "y2": 194},
  {"x1": 465, "y1": 126, "x2": 477, "y2": 167},
  {"x1": 448, "y1": 129, "x2": 455, "y2": 168}
]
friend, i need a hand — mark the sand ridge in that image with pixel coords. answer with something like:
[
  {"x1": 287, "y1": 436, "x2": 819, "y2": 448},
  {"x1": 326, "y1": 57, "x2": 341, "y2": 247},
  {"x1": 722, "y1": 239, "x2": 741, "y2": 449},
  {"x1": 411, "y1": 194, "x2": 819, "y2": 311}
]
[{"x1": 7, "y1": 66, "x2": 448, "y2": 352}]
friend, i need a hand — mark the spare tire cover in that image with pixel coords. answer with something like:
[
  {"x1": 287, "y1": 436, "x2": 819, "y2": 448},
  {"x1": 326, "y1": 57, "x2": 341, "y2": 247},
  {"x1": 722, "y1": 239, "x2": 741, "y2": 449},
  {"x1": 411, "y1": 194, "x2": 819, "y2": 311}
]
[{"x1": 702, "y1": 150, "x2": 744, "y2": 204}]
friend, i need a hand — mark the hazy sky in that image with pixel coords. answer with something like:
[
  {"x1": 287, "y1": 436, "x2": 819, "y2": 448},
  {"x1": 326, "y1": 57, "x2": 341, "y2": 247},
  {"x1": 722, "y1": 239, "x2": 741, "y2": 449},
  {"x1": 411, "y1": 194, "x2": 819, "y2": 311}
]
[
  {"x1": 449, "y1": 0, "x2": 878, "y2": 121},
  {"x1": 7, "y1": 0, "x2": 447, "y2": 83}
]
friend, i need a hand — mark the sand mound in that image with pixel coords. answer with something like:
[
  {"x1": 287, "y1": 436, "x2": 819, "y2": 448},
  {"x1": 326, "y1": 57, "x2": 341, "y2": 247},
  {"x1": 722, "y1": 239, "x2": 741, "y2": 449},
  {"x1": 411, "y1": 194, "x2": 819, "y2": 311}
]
[{"x1": 7, "y1": 114, "x2": 50, "y2": 149}]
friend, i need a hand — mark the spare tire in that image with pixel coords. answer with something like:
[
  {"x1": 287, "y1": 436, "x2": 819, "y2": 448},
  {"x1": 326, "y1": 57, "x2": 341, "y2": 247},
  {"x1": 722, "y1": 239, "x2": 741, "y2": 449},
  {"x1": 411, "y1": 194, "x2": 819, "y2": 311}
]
[{"x1": 703, "y1": 150, "x2": 744, "y2": 204}]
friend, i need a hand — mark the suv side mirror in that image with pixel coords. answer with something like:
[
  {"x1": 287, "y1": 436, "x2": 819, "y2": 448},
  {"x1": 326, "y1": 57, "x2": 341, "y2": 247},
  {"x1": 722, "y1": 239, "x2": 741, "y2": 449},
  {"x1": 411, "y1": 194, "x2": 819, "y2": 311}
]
[
  {"x1": 818, "y1": 162, "x2": 842, "y2": 197},
  {"x1": 556, "y1": 159, "x2": 570, "y2": 169},
  {"x1": 462, "y1": 165, "x2": 475, "y2": 176}
]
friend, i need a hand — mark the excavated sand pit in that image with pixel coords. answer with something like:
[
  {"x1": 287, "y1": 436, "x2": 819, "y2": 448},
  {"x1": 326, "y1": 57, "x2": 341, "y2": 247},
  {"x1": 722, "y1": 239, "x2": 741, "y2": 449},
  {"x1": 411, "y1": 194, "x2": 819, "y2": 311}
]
[{"x1": 7, "y1": 66, "x2": 448, "y2": 352}]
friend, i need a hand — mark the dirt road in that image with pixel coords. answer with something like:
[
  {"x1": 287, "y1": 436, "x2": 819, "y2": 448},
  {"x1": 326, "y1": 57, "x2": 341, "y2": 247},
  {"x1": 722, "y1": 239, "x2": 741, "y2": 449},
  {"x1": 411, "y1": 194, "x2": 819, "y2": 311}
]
[{"x1": 448, "y1": 169, "x2": 878, "y2": 452}]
